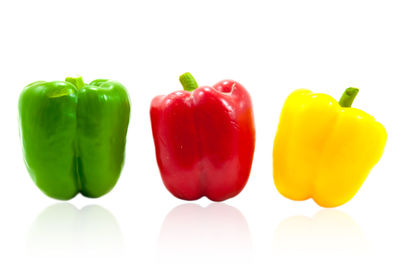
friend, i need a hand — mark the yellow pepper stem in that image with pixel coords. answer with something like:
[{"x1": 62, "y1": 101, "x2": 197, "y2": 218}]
[{"x1": 339, "y1": 87, "x2": 359, "y2": 107}]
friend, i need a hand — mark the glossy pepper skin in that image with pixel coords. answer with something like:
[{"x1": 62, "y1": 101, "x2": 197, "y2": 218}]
[
  {"x1": 273, "y1": 88, "x2": 386, "y2": 207},
  {"x1": 19, "y1": 76, "x2": 130, "y2": 200},
  {"x1": 150, "y1": 73, "x2": 255, "y2": 201}
]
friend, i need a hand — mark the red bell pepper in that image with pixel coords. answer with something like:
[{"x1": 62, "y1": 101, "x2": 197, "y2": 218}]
[{"x1": 150, "y1": 73, "x2": 255, "y2": 201}]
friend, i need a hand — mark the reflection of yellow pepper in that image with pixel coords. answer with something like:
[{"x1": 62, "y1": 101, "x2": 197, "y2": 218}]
[{"x1": 273, "y1": 88, "x2": 387, "y2": 207}]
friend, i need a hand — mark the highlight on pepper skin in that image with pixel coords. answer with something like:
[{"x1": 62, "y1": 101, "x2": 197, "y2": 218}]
[
  {"x1": 19, "y1": 76, "x2": 130, "y2": 200},
  {"x1": 150, "y1": 72, "x2": 256, "y2": 202},
  {"x1": 273, "y1": 88, "x2": 387, "y2": 208}
]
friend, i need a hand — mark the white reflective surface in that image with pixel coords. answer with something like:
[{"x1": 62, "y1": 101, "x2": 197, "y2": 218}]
[
  {"x1": 27, "y1": 203, "x2": 124, "y2": 258},
  {"x1": 157, "y1": 203, "x2": 253, "y2": 265},
  {"x1": 273, "y1": 209, "x2": 369, "y2": 256}
]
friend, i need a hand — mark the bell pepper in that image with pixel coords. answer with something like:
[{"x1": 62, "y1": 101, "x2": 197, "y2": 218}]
[
  {"x1": 19, "y1": 76, "x2": 130, "y2": 200},
  {"x1": 273, "y1": 88, "x2": 387, "y2": 207},
  {"x1": 150, "y1": 73, "x2": 255, "y2": 201}
]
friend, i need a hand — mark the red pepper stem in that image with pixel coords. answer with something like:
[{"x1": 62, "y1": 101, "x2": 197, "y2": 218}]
[
  {"x1": 65, "y1": 76, "x2": 85, "y2": 90},
  {"x1": 338, "y1": 87, "x2": 359, "y2": 107},
  {"x1": 179, "y1": 72, "x2": 199, "y2": 92}
]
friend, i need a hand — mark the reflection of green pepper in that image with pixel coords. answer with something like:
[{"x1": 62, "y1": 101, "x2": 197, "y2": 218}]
[{"x1": 19, "y1": 76, "x2": 130, "y2": 200}]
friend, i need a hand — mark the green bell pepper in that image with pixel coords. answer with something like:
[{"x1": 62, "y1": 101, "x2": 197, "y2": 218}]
[{"x1": 19, "y1": 76, "x2": 130, "y2": 200}]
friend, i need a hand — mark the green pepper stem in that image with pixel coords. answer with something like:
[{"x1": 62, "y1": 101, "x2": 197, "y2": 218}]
[
  {"x1": 338, "y1": 87, "x2": 359, "y2": 107},
  {"x1": 65, "y1": 76, "x2": 85, "y2": 90},
  {"x1": 179, "y1": 72, "x2": 198, "y2": 92}
]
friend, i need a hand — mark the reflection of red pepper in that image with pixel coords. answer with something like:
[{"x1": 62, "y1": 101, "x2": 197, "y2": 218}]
[{"x1": 150, "y1": 73, "x2": 255, "y2": 201}]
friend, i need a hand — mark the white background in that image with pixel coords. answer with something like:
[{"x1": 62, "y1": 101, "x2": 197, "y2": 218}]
[{"x1": 0, "y1": 0, "x2": 399, "y2": 265}]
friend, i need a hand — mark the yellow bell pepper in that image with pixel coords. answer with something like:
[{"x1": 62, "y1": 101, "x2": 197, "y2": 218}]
[{"x1": 273, "y1": 88, "x2": 387, "y2": 207}]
